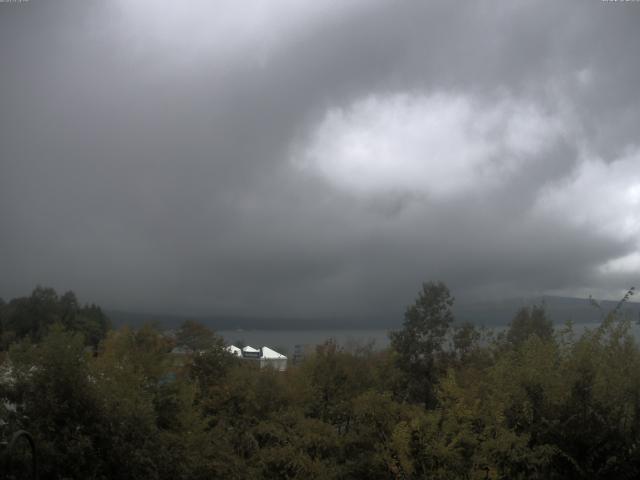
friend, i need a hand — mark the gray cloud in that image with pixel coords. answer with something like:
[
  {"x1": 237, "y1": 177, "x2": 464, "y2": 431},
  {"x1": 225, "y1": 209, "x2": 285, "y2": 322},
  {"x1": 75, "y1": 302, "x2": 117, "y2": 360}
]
[{"x1": 1, "y1": 0, "x2": 640, "y2": 321}]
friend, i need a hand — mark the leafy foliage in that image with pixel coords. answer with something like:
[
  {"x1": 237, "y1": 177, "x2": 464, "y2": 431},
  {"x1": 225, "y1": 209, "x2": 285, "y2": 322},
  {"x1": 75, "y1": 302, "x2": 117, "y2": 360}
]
[
  {"x1": 390, "y1": 281, "x2": 455, "y2": 407},
  {"x1": 0, "y1": 287, "x2": 110, "y2": 348},
  {"x1": 1, "y1": 284, "x2": 640, "y2": 479},
  {"x1": 505, "y1": 304, "x2": 553, "y2": 347}
]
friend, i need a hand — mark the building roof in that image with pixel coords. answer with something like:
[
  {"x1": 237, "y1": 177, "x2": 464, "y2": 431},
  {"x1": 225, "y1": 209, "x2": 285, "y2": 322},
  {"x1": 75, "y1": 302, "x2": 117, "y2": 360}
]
[
  {"x1": 225, "y1": 345, "x2": 242, "y2": 357},
  {"x1": 242, "y1": 345, "x2": 259, "y2": 353},
  {"x1": 261, "y1": 346, "x2": 287, "y2": 359}
]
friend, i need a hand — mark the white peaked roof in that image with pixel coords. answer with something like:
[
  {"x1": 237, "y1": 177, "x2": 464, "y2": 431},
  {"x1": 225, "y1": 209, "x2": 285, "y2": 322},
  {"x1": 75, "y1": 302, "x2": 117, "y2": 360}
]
[
  {"x1": 242, "y1": 345, "x2": 259, "y2": 353},
  {"x1": 261, "y1": 346, "x2": 287, "y2": 359},
  {"x1": 226, "y1": 345, "x2": 242, "y2": 357}
]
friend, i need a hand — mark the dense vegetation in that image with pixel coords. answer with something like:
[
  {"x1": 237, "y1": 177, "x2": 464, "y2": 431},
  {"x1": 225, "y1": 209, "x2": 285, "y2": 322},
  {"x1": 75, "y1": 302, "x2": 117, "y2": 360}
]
[{"x1": 1, "y1": 283, "x2": 640, "y2": 479}]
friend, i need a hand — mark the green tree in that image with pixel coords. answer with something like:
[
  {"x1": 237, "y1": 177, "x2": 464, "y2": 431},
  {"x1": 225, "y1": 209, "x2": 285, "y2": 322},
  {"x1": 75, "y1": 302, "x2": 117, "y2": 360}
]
[
  {"x1": 0, "y1": 287, "x2": 110, "y2": 349},
  {"x1": 176, "y1": 319, "x2": 217, "y2": 351},
  {"x1": 452, "y1": 322, "x2": 481, "y2": 361},
  {"x1": 506, "y1": 304, "x2": 553, "y2": 347},
  {"x1": 188, "y1": 334, "x2": 237, "y2": 395},
  {"x1": 6, "y1": 325, "x2": 102, "y2": 478},
  {"x1": 2, "y1": 286, "x2": 60, "y2": 343},
  {"x1": 390, "y1": 281, "x2": 455, "y2": 407}
]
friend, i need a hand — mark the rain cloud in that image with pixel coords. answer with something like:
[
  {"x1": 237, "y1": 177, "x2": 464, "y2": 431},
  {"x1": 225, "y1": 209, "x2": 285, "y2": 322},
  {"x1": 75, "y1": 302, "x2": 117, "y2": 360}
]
[{"x1": 1, "y1": 0, "x2": 639, "y2": 321}]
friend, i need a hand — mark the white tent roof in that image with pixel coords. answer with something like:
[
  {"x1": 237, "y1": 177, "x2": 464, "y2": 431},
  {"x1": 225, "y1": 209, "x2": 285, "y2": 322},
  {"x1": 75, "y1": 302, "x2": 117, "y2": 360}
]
[
  {"x1": 242, "y1": 345, "x2": 259, "y2": 353},
  {"x1": 226, "y1": 345, "x2": 242, "y2": 357},
  {"x1": 261, "y1": 346, "x2": 286, "y2": 359}
]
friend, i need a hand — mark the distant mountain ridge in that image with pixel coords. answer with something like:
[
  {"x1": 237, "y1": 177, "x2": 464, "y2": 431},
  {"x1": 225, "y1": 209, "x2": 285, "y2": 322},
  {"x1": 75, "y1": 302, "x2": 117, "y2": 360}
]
[
  {"x1": 455, "y1": 295, "x2": 640, "y2": 327},
  {"x1": 106, "y1": 295, "x2": 640, "y2": 331}
]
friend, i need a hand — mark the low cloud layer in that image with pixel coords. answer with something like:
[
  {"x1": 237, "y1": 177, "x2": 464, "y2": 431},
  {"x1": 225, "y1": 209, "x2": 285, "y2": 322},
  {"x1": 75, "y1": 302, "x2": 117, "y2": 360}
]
[{"x1": 1, "y1": 0, "x2": 639, "y2": 321}]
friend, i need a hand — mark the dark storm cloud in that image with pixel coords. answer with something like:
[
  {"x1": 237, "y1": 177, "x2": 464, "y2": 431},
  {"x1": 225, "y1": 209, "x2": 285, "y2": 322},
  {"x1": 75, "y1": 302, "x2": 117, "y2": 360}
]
[{"x1": 1, "y1": 0, "x2": 639, "y2": 320}]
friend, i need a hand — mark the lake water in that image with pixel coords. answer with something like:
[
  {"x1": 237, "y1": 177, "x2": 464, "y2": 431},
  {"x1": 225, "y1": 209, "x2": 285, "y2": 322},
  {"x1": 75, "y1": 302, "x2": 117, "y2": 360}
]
[
  {"x1": 219, "y1": 321, "x2": 640, "y2": 357},
  {"x1": 218, "y1": 329, "x2": 391, "y2": 356}
]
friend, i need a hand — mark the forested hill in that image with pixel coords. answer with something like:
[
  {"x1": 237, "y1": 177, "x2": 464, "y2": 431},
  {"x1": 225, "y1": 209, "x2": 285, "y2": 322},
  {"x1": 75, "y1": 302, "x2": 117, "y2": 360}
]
[{"x1": 105, "y1": 295, "x2": 640, "y2": 330}]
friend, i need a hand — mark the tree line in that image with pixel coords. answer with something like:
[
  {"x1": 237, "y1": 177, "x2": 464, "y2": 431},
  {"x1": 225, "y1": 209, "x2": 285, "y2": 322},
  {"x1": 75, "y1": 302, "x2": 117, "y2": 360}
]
[{"x1": 0, "y1": 283, "x2": 639, "y2": 479}]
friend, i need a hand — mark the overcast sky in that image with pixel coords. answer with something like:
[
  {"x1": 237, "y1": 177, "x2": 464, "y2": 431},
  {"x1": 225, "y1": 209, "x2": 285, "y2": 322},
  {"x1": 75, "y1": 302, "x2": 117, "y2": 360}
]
[{"x1": 1, "y1": 0, "x2": 640, "y2": 320}]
